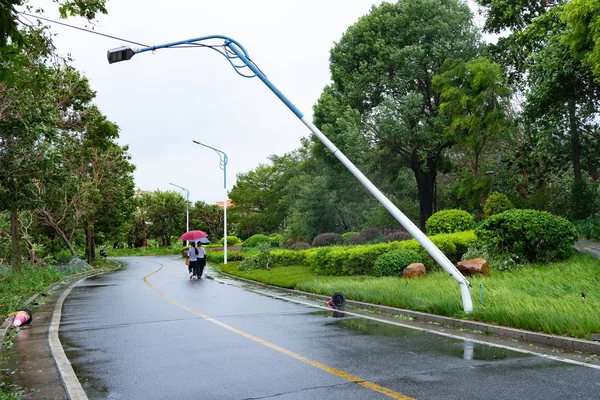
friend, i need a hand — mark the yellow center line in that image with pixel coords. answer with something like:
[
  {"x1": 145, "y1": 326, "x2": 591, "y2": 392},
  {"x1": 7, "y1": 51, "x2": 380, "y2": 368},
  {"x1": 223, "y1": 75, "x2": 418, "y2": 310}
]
[{"x1": 144, "y1": 264, "x2": 414, "y2": 400}]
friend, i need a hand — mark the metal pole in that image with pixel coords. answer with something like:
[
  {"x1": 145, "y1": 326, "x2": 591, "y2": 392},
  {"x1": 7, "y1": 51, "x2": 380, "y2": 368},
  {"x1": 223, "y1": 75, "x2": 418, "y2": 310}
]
[
  {"x1": 225, "y1": 41, "x2": 473, "y2": 313},
  {"x1": 192, "y1": 141, "x2": 228, "y2": 265},
  {"x1": 108, "y1": 36, "x2": 473, "y2": 314},
  {"x1": 169, "y1": 182, "x2": 190, "y2": 239}
]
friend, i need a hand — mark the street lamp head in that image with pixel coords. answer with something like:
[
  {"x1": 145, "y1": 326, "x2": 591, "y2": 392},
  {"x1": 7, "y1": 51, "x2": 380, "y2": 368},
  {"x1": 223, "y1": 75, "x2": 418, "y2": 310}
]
[{"x1": 107, "y1": 46, "x2": 135, "y2": 64}]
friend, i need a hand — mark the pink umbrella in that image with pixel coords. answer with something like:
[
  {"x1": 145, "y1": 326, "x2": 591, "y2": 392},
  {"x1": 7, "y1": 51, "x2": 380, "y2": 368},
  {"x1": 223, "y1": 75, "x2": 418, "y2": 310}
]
[{"x1": 179, "y1": 230, "x2": 208, "y2": 241}]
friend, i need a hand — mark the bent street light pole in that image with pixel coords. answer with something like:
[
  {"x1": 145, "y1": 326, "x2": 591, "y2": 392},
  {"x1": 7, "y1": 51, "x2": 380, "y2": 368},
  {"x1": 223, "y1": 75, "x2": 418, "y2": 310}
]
[
  {"x1": 107, "y1": 36, "x2": 473, "y2": 313},
  {"x1": 169, "y1": 182, "x2": 190, "y2": 239},
  {"x1": 192, "y1": 140, "x2": 228, "y2": 265}
]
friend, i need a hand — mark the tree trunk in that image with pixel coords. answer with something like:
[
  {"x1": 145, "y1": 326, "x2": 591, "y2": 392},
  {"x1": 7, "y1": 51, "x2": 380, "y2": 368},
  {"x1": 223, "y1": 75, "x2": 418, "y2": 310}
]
[
  {"x1": 86, "y1": 217, "x2": 95, "y2": 264},
  {"x1": 11, "y1": 209, "x2": 21, "y2": 272},
  {"x1": 38, "y1": 209, "x2": 77, "y2": 256},
  {"x1": 569, "y1": 99, "x2": 582, "y2": 181},
  {"x1": 412, "y1": 157, "x2": 437, "y2": 231}
]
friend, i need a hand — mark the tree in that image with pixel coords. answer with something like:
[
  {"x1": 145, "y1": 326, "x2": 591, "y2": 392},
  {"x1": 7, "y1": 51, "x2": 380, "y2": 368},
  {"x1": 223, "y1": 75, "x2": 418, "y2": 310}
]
[
  {"x1": 0, "y1": 29, "x2": 61, "y2": 270},
  {"x1": 562, "y1": 0, "x2": 600, "y2": 82},
  {"x1": 433, "y1": 57, "x2": 513, "y2": 216},
  {"x1": 144, "y1": 190, "x2": 185, "y2": 247},
  {"x1": 1, "y1": 0, "x2": 108, "y2": 48},
  {"x1": 190, "y1": 201, "x2": 223, "y2": 240},
  {"x1": 321, "y1": 0, "x2": 480, "y2": 229}
]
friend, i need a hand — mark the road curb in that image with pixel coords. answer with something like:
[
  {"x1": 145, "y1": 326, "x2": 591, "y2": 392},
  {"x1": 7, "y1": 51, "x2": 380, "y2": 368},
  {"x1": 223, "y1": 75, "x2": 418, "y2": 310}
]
[
  {"x1": 214, "y1": 269, "x2": 600, "y2": 356},
  {"x1": 1, "y1": 263, "x2": 121, "y2": 349}
]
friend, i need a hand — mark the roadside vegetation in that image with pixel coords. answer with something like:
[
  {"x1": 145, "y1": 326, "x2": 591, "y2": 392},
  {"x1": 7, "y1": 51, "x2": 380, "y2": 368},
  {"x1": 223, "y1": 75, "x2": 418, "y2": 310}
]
[{"x1": 217, "y1": 251, "x2": 600, "y2": 339}]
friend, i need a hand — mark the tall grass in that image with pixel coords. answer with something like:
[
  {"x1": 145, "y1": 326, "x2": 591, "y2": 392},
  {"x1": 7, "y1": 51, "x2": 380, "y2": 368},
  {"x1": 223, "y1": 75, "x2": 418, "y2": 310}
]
[
  {"x1": 0, "y1": 264, "x2": 63, "y2": 320},
  {"x1": 217, "y1": 252, "x2": 600, "y2": 339}
]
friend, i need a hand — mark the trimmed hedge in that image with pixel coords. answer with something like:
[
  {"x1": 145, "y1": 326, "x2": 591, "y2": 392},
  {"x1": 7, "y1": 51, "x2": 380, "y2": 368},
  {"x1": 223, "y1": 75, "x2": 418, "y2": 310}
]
[
  {"x1": 243, "y1": 234, "x2": 271, "y2": 248},
  {"x1": 220, "y1": 236, "x2": 243, "y2": 246},
  {"x1": 484, "y1": 192, "x2": 514, "y2": 218},
  {"x1": 270, "y1": 231, "x2": 476, "y2": 276},
  {"x1": 426, "y1": 209, "x2": 475, "y2": 235},
  {"x1": 373, "y1": 249, "x2": 422, "y2": 277},
  {"x1": 475, "y1": 209, "x2": 579, "y2": 263}
]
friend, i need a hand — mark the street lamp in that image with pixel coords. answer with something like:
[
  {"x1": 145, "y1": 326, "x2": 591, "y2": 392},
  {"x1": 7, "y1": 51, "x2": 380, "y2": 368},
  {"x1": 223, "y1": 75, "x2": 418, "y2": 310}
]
[
  {"x1": 107, "y1": 35, "x2": 473, "y2": 314},
  {"x1": 193, "y1": 140, "x2": 228, "y2": 265},
  {"x1": 169, "y1": 182, "x2": 190, "y2": 237}
]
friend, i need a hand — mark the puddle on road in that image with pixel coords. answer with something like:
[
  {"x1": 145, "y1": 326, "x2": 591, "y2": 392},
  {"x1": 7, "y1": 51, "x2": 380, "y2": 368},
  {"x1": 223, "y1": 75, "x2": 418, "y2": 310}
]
[{"x1": 312, "y1": 312, "x2": 529, "y2": 362}]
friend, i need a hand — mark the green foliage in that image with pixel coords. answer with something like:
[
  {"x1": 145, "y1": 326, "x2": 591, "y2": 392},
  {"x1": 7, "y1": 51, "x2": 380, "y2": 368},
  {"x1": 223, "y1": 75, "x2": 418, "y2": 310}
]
[
  {"x1": 303, "y1": 231, "x2": 475, "y2": 276},
  {"x1": 269, "y1": 234, "x2": 282, "y2": 248},
  {"x1": 221, "y1": 263, "x2": 318, "y2": 289},
  {"x1": 296, "y1": 252, "x2": 600, "y2": 338},
  {"x1": 0, "y1": 264, "x2": 64, "y2": 319},
  {"x1": 271, "y1": 248, "x2": 310, "y2": 266},
  {"x1": 341, "y1": 232, "x2": 360, "y2": 240},
  {"x1": 462, "y1": 245, "x2": 523, "y2": 272},
  {"x1": 570, "y1": 179, "x2": 599, "y2": 220},
  {"x1": 475, "y1": 209, "x2": 579, "y2": 263},
  {"x1": 426, "y1": 209, "x2": 475, "y2": 235},
  {"x1": 373, "y1": 249, "x2": 422, "y2": 277},
  {"x1": 206, "y1": 250, "x2": 247, "y2": 263},
  {"x1": 238, "y1": 243, "x2": 273, "y2": 271},
  {"x1": 220, "y1": 236, "x2": 242, "y2": 246},
  {"x1": 243, "y1": 234, "x2": 271, "y2": 248},
  {"x1": 312, "y1": 232, "x2": 343, "y2": 247},
  {"x1": 562, "y1": 0, "x2": 600, "y2": 83},
  {"x1": 143, "y1": 190, "x2": 186, "y2": 247},
  {"x1": 484, "y1": 192, "x2": 514, "y2": 218},
  {"x1": 573, "y1": 214, "x2": 600, "y2": 240}
]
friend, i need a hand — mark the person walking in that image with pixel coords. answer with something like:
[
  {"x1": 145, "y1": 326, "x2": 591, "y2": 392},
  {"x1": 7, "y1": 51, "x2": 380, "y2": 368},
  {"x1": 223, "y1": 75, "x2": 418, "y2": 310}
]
[
  {"x1": 196, "y1": 243, "x2": 207, "y2": 278},
  {"x1": 187, "y1": 241, "x2": 199, "y2": 279}
]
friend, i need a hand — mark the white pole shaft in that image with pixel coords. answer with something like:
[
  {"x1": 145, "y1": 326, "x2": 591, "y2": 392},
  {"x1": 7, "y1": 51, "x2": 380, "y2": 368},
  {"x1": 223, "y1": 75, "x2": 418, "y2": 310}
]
[
  {"x1": 224, "y1": 197, "x2": 228, "y2": 265},
  {"x1": 300, "y1": 117, "x2": 473, "y2": 313}
]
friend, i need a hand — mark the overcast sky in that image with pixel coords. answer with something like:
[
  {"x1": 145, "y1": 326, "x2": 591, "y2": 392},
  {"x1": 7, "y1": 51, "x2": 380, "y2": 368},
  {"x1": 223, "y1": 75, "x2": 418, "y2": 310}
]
[
  {"x1": 24, "y1": 0, "x2": 488, "y2": 205},
  {"x1": 19, "y1": 1, "x2": 391, "y2": 204}
]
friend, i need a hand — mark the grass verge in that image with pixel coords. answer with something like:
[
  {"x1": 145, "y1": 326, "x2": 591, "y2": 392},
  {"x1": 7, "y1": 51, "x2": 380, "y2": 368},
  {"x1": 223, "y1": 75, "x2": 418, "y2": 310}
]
[
  {"x1": 0, "y1": 259, "x2": 120, "y2": 398},
  {"x1": 217, "y1": 252, "x2": 600, "y2": 339}
]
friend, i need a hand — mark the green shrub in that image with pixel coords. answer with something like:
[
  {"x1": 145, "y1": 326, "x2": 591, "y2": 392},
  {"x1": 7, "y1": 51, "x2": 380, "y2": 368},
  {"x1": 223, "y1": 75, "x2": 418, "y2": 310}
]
[
  {"x1": 484, "y1": 192, "x2": 514, "y2": 218},
  {"x1": 462, "y1": 245, "x2": 523, "y2": 271},
  {"x1": 426, "y1": 209, "x2": 475, "y2": 235},
  {"x1": 238, "y1": 243, "x2": 273, "y2": 271},
  {"x1": 289, "y1": 242, "x2": 311, "y2": 250},
  {"x1": 381, "y1": 231, "x2": 412, "y2": 243},
  {"x1": 305, "y1": 231, "x2": 476, "y2": 276},
  {"x1": 342, "y1": 231, "x2": 360, "y2": 240},
  {"x1": 271, "y1": 248, "x2": 310, "y2": 266},
  {"x1": 475, "y1": 209, "x2": 579, "y2": 263},
  {"x1": 570, "y1": 179, "x2": 599, "y2": 220},
  {"x1": 243, "y1": 234, "x2": 271, "y2": 248},
  {"x1": 312, "y1": 232, "x2": 343, "y2": 247},
  {"x1": 373, "y1": 249, "x2": 422, "y2": 277},
  {"x1": 573, "y1": 214, "x2": 600, "y2": 241},
  {"x1": 220, "y1": 236, "x2": 242, "y2": 246},
  {"x1": 269, "y1": 234, "x2": 283, "y2": 247}
]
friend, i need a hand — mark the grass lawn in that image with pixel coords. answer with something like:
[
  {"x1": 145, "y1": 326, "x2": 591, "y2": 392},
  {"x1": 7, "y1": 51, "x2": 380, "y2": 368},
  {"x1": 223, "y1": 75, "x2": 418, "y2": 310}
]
[{"x1": 217, "y1": 251, "x2": 600, "y2": 339}]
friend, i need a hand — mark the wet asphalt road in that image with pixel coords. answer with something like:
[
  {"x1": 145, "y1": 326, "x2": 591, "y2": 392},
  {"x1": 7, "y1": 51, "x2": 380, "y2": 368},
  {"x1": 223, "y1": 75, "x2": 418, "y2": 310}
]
[{"x1": 59, "y1": 256, "x2": 600, "y2": 399}]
